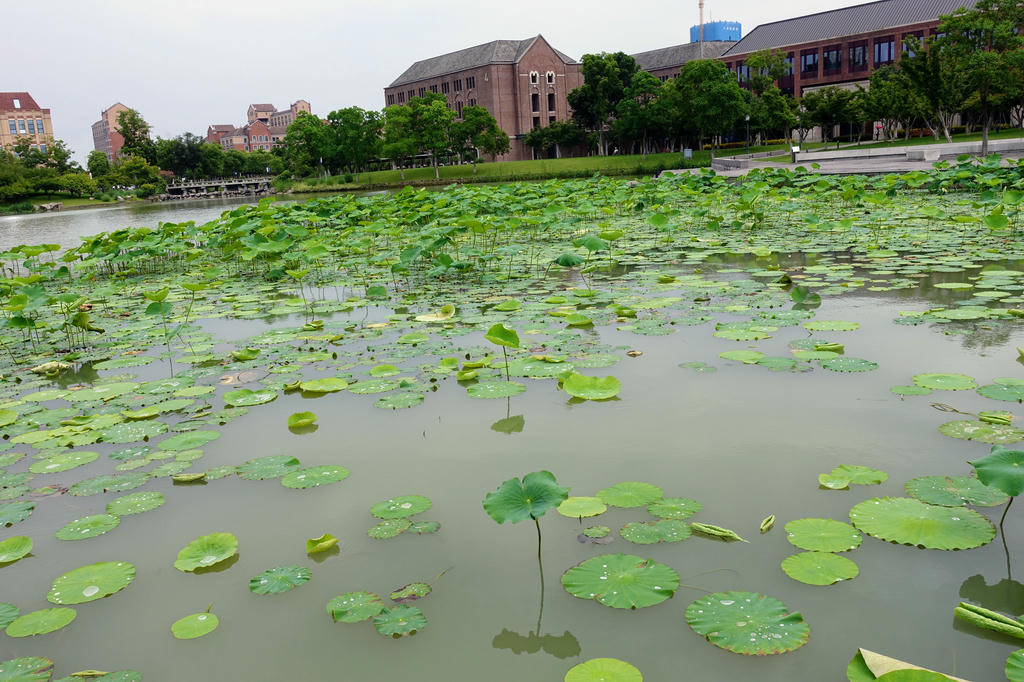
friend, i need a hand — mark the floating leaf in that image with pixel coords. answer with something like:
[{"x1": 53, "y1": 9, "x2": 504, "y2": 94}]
[
  {"x1": 327, "y1": 591, "x2": 385, "y2": 623},
  {"x1": 367, "y1": 518, "x2": 411, "y2": 539},
  {"x1": 306, "y1": 533, "x2": 338, "y2": 554},
  {"x1": 913, "y1": 373, "x2": 977, "y2": 391},
  {"x1": 298, "y1": 377, "x2": 348, "y2": 393},
  {"x1": 584, "y1": 526, "x2": 611, "y2": 539},
  {"x1": 831, "y1": 465, "x2": 887, "y2": 485},
  {"x1": 561, "y1": 553, "x2": 678, "y2": 609},
  {"x1": 0, "y1": 536, "x2": 32, "y2": 563},
  {"x1": 557, "y1": 497, "x2": 607, "y2": 518},
  {"x1": 685, "y1": 591, "x2": 809, "y2": 655},
  {"x1": 849, "y1": 497, "x2": 995, "y2": 550},
  {"x1": 978, "y1": 383, "x2": 1024, "y2": 403},
  {"x1": 370, "y1": 495, "x2": 432, "y2": 519},
  {"x1": 596, "y1": 482, "x2": 663, "y2": 508},
  {"x1": 0, "y1": 501, "x2": 34, "y2": 526},
  {"x1": 467, "y1": 381, "x2": 526, "y2": 399},
  {"x1": 564, "y1": 658, "x2": 643, "y2": 682},
  {"x1": 173, "y1": 532, "x2": 238, "y2": 571},
  {"x1": 781, "y1": 552, "x2": 859, "y2": 586},
  {"x1": 287, "y1": 412, "x2": 317, "y2": 428},
  {"x1": 56, "y1": 514, "x2": 120, "y2": 541},
  {"x1": 905, "y1": 476, "x2": 1009, "y2": 507},
  {"x1": 819, "y1": 474, "x2": 850, "y2": 489},
  {"x1": 171, "y1": 612, "x2": 219, "y2": 639},
  {"x1": 408, "y1": 521, "x2": 440, "y2": 535},
  {"x1": 0, "y1": 656, "x2": 52, "y2": 680},
  {"x1": 483, "y1": 471, "x2": 569, "y2": 524},
  {"x1": 348, "y1": 379, "x2": 399, "y2": 394},
  {"x1": 785, "y1": 518, "x2": 862, "y2": 552},
  {"x1": 562, "y1": 373, "x2": 621, "y2": 400},
  {"x1": 646, "y1": 497, "x2": 701, "y2": 520},
  {"x1": 159, "y1": 431, "x2": 219, "y2": 451},
  {"x1": 373, "y1": 605, "x2": 426, "y2": 638},
  {"x1": 939, "y1": 420, "x2": 1024, "y2": 444},
  {"x1": 719, "y1": 350, "x2": 765, "y2": 364},
  {"x1": 29, "y1": 450, "x2": 98, "y2": 474},
  {"x1": 249, "y1": 565, "x2": 311, "y2": 595},
  {"x1": 375, "y1": 393, "x2": 425, "y2": 409},
  {"x1": 48, "y1": 561, "x2": 135, "y2": 604},
  {"x1": 281, "y1": 465, "x2": 349, "y2": 489},
  {"x1": 804, "y1": 320, "x2": 859, "y2": 331},
  {"x1": 223, "y1": 389, "x2": 276, "y2": 407},
  {"x1": 891, "y1": 385, "x2": 932, "y2": 396},
  {"x1": 1008, "y1": 649, "x2": 1024, "y2": 681},
  {"x1": 5, "y1": 607, "x2": 76, "y2": 638},
  {"x1": 106, "y1": 491, "x2": 165, "y2": 516},
  {"x1": 237, "y1": 455, "x2": 301, "y2": 481},
  {"x1": 390, "y1": 583, "x2": 431, "y2": 603},
  {"x1": 620, "y1": 520, "x2": 691, "y2": 544},
  {"x1": 822, "y1": 357, "x2": 878, "y2": 373}
]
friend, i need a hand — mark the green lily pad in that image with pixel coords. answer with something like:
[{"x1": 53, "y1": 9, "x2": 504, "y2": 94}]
[
  {"x1": 804, "y1": 320, "x2": 859, "y2": 332},
  {"x1": 237, "y1": 455, "x2": 301, "y2": 480},
  {"x1": 830, "y1": 465, "x2": 887, "y2": 485},
  {"x1": 327, "y1": 591, "x2": 385, "y2": 623},
  {"x1": 47, "y1": 561, "x2": 135, "y2": 604},
  {"x1": 584, "y1": 526, "x2": 611, "y2": 538},
  {"x1": 106, "y1": 491, "x2": 165, "y2": 516},
  {"x1": 348, "y1": 379, "x2": 399, "y2": 394},
  {"x1": 29, "y1": 450, "x2": 98, "y2": 474},
  {"x1": 299, "y1": 377, "x2": 348, "y2": 393},
  {"x1": 891, "y1": 385, "x2": 932, "y2": 396},
  {"x1": 306, "y1": 533, "x2": 338, "y2": 554},
  {"x1": 484, "y1": 324, "x2": 519, "y2": 348},
  {"x1": 970, "y1": 446, "x2": 1024, "y2": 496},
  {"x1": 66, "y1": 382, "x2": 137, "y2": 402},
  {"x1": 367, "y1": 518, "x2": 411, "y2": 539},
  {"x1": 561, "y1": 553, "x2": 678, "y2": 609},
  {"x1": 913, "y1": 373, "x2": 977, "y2": 391},
  {"x1": 99, "y1": 421, "x2": 168, "y2": 444},
  {"x1": 56, "y1": 514, "x2": 120, "y2": 541},
  {"x1": 466, "y1": 381, "x2": 526, "y2": 399},
  {"x1": 370, "y1": 495, "x2": 432, "y2": 519},
  {"x1": 1007, "y1": 649, "x2": 1024, "y2": 682},
  {"x1": 408, "y1": 521, "x2": 440, "y2": 534},
  {"x1": 620, "y1": 519, "x2": 691, "y2": 544},
  {"x1": 0, "y1": 603, "x2": 18, "y2": 629},
  {"x1": 0, "y1": 536, "x2": 32, "y2": 563},
  {"x1": 596, "y1": 481, "x2": 663, "y2": 508},
  {"x1": 781, "y1": 552, "x2": 859, "y2": 586},
  {"x1": 719, "y1": 350, "x2": 765, "y2": 364},
  {"x1": 396, "y1": 332, "x2": 429, "y2": 345},
  {"x1": 785, "y1": 518, "x2": 862, "y2": 552},
  {"x1": 562, "y1": 373, "x2": 621, "y2": 400},
  {"x1": 375, "y1": 393, "x2": 425, "y2": 409},
  {"x1": 0, "y1": 501, "x2": 34, "y2": 526},
  {"x1": 0, "y1": 656, "x2": 52, "y2": 680},
  {"x1": 223, "y1": 389, "x2": 277, "y2": 407},
  {"x1": 281, "y1": 465, "x2": 349, "y2": 489},
  {"x1": 373, "y1": 605, "x2": 426, "y2": 638},
  {"x1": 978, "y1": 383, "x2": 1024, "y2": 403},
  {"x1": 5, "y1": 608, "x2": 76, "y2": 637},
  {"x1": 939, "y1": 420, "x2": 1024, "y2": 444},
  {"x1": 288, "y1": 412, "x2": 317, "y2": 428},
  {"x1": 822, "y1": 357, "x2": 878, "y2": 373},
  {"x1": 159, "y1": 431, "x2": 220, "y2": 451},
  {"x1": 685, "y1": 591, "x2": 809, "y2": 655},
  {"x1": 482, "y1": 470, "x2": 569, "y2": 524},
  {"x1": 173, "y1": 532, "x2": 238, "y2": 571},
  {"x1": 557, "y1": 497, "x2": 607, "y2": 518},
  {"x1": 390, "y1": 582, "x2": 432, "y2": 603},
  {"x1": 905, "y1": 475, "x2": 1009, "y2": 507},
  {"x1": 171, "y1": 611, "x2": 219, "y2": 639},
  {"x1": 646, "y1": 497, "x2": 702, "y2": 520},
  {"x1": 564, "y1": 658, "x2": 643, "y2": 682},
  {"x1": 249, "y1": 565, "x2": 311, "y2": 594},
  {"x1": 369, "y1": 364, "x2": 401, "y2": 377},
  {"x1": 849, "y1": 497, "x2": 995, "y2": 550}
]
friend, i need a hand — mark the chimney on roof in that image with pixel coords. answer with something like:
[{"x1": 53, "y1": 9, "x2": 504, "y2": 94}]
[{"x1": 699, "y1": 0, "x2": 705, "y2": 58}]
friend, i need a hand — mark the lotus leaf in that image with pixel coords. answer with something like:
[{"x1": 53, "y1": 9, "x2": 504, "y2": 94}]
[
  {"x1": 822, "y1": 357, "x2": 878, "y2": 372},
  {"x1": 0, "y1": 656, "x2": 52, "y2": 680},
  {"x1": 979, "y1": 383, "x2": 1024, "y2": 403},
  {"x1": 306, "y1": 533, "x2": 338, "y2": 554},
  {"x1": 159, "y1": 431, "x2": 219, "y2": 451},
  {"x1": 56, "y1": 514, "x2": 120, "y2": 541},
  {"x1": 484, "y1": 323, "x2": 519, "y2": 348},
  {"x1": 0, "y1": 603, "x2": 20, "y2": 628},
  {"x1": 831, "y1": 465, "x2": 887, "y2": 485},
  {"x1": 584, "y1": 526, "x2": 611, "y2": 538},
  {"x1": 564, "y1": 658, "x2": 643, "y2": 682},
  {"x1": 249, "y1": 565, "x2": 311, "y2": 594},
  {"x1": 171, "y1": 612, "x2": 219, "y2": 639},
  {"x1": 0, "y1": 501, "x2": 34, "y2": 526},
  {"x1": 939, "y1": 420, "x2": 1024, "y2": 444},
  {"x1": 98, "y1": 421, "x2": 167, "y2": 444},
  {"x1": 596, "y1": 481, "x2": 663, "y2": 508},
  {"x1": 0, "y1": 536, "x2": 31, "y2": 563},
  {"x1": 237, "y1": 455, "x2": 301, "y2": 480},
  {"x1": 482, "y1": 471, "x2": 569, "y2": 524},
  {"x1": 493, "y1": 299, "x2": 522, "y2": 312},
  {"x1": 48, "y1": 561, "x2": 135, "y2": 604},
  {"x1": 891, "y1": 385, "x2": 932, "y2": 396},
  {"x1": 785, "y1": 518, "x2": 862, "y2": 552},
  {"x1": 366, "y1": 518, "x2": 411, "y2": 539},
  {"x1": 913, "y1": 373, "x2": 977, "y2": 391},
  {"x1": 718, "y1": 350, "x2": 764, "y2": 364},
  {"x1": 299, "y1": 377, "x2": 348, "y2": 393},
  {"x1": 970, "y1": 446, "x2": 1024, "y2": 496},
  {"x1": 327, "y1": 591, "x2": 385, "y2": 623},
  {"x1": 690, "y1": 522, "x2": 747, "y2": 542},
  {"x1": 373, "y1": 605, "x2": 426, "y2": 638},
  {"x1": 467, "y1": 381, "x2": 526, "y2": 399},
  {"x1": 562, "y1": 373, "x2": 620, "y2": 400},
  {"x1": 375, "y1": 393, "x2": 425, "y2": 409},
  {"x1": 369, "y1": 364, "x2": 401, "y2": 377},
  {"x1": 849, "y1": 497, "x2": 995, "y2": 549},
  {"x1": 557, "y1": 497, "x2": 607, "y2": 518},
  {"x1": 781, "y1": 552, "x2": 859, "y2": 586},
  {"x1": 905, "y1": 476, "x2": 1009, "y2": 507},
  {"x1": 66, "y1": 383, "x2": 137, "y2": 402},
  {"x1": 287, "y1": 412, "x2": 317, "y2": 428},
  {"x1": 804, "y1": 320, "x2": 859, "y2": 331},
  {"x1": 1008, "y1": 649, "x2": 1024, "y2": 682},
  {"x1": 685, "y1": 591, "x2": 809, "y2": 655},
  {"x1": 415, "y1": 305, "x2": 456, "y2": 322},
  {"x1": 223, "y1": 389, "x2": 276, "y2": 407},
  {"x1": 348, "y1": 379, "x2": 399, "y2": 394},
  {"x1": 29, "y1": 450, "x2": 98, "y2": 474},
  {"x1": 408, "y1": 521, "x2": 440, "y2": 534},
  {"x1": 138, "y1": 377, "x2": 194, "y2": 394},
  {"x1": 396, "y1": 332, "x2": 429, "y2": 345},
  {"x1": 174, "y1": 532, "x2": 238, "y2": 571},
  {"x1": 389, "y1": 583, "x2": 432, "y2": 604},
  {"x1": 561, "y1": 553, "x2": 678, "y2": 609},
  {"x1": 757, "y1": 357, "x2": 798, "y2": 371},
  {"x1": 370, "y1": 495, "x2": 432, "y2": 519},
  {"x1": 5, "y1": 608, "x2": 76, "y2": 637},
  {"x1": 281, "y1": 465, "x2": 349, "y2": 489},
  {"x1": 618, "y1": 522, "x2": 663, "y2": 544},
  {"x1": 647, "y1": 497, "x2": 701, "y2": 519}
]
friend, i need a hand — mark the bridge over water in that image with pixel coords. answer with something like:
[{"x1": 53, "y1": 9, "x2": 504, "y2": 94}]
[{"x1": 164, "y1": 175, "x2": 274, "y2": 197}]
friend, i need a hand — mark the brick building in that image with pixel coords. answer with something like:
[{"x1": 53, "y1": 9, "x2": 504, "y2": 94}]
[
  {"x1": 0, "y1": 92, "x2": 53, "y2": 153},
  {"x1": 208, "y1": 100, "x2": 311, "y2": 151},
  {"x1": 91, "y1": 102, "x2": 137, "y2": 161},
  {"x1": 720, "y1": 0, "x2": 979, "y2": 97},
  {"x1": 632, "y1": 41, "x2": 736, "y2": 81},
  {"x1": 384, "y1": 35, "x2": 583, "y2": 161}
]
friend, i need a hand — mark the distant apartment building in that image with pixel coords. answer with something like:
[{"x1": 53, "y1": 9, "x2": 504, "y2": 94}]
[
  {"x1": 91, "y1": 102, "x2": 138, "y2": 161},
  {"x1": 0, "y1": 92, "x2": 53, "y2": 153},
  {"x1": 384, "y1": 35, "x2": 583, "y2": 161},
  {"x1": 207, "y1": 100, "x2": 310, "y2": 152},
  {"x1": 632, "y1": 41, "x2": 736, "y2": 82}
]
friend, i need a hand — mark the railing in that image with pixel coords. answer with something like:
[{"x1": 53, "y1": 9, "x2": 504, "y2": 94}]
[{"x1": 166, "y1": 175, "x2": 274, "y2": 188}]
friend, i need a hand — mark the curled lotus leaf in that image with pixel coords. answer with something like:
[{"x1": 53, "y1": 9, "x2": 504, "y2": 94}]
[
  {"x1": 48, "y1": 561, "x2": 135, "y2": 604},
  {"x1": 905, "y1": 475, "x2": 1009, "y2": 507},
  {"x1": 5, "y1": 608, "x2": 76, "y2": 637},
  {"x1": 374, "y1": 605, "x2": 426, "y2": 638},
  {"x1": 249, "y1": 565, "x2": 311, "y2": 595},
  {"x1": 970, "y1": 446, "x2": 1024, "y2": 497},
  {"x1": 849, "y1": 497, "x2": 995, "y2": 550},
  {"x1": 306, "y1": 533, "x2": 338, "y2": 554},
  {"x1": 685, "y1": 591, "x2": 809, "y2": 655},
  {"x1": 55, "y1": 514, "x2": 120, "y2": 541},
  {"x1": 281, "y1": 465, "x2": 349, "y2": 489},
  {"x1": 327, "y1": 591, "x2": 385, "y2": 623},
  {"x1": 484, "y1": 324, "x2": 520, "y2": 348},
  {"x1": 237, "y1": 455, "x2": 301, "y2": 481},
  {"x1": 785, "y1": 518, "x2": 862, "y2": 552},
  {"x1": 564, "y1": 658, "x2": 643, "y2": 682},
  {"x1": 173, "y1": 532, "x2": 238, "y2": 571},
  {"x1": 171, "y1": 612, "x2": 219, "y2": 640},
  {"x1": 370, "y1": 495, "x2": 432, "y2": 519},
  {"x1": 913, "y1": 373, "x2": 977, "y2": 391},
  {"x1": 106, "y1": 491, "x2": 165, "y2": 516},
  {"x1": 0, "y1": 536, "x2": 32, "y2": 563},
  {"x1": 781, "y1": 552, "x2": 859, "y2": 586},
  {"x1": 596, "y1": 481, "x2": 663, "y2": 508},
  {"x1": 647, "y1": 497, "x2": 701, "y2": 520},
  {"x1": 562, "y1": 373, "x2": 621, "y2": 400},
  {"x1": 287, "y1": 412, "x2": 317, "y2": 428},
  {"x1": 557, "y1": 497, "x2": 607, "y2": 518},
  {"x1": 561, "y1": 553, "x2": 678, "y2": 610}
]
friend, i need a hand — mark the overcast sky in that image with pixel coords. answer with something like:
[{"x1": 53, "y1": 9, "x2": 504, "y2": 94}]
[{"x1": 8, "y1": 0, "x2": 870, "y2": 163}]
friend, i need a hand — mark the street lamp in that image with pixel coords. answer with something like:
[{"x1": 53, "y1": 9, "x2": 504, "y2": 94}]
[{"x1": 745, "y1": 114, "x2": 751, "y2": 155}]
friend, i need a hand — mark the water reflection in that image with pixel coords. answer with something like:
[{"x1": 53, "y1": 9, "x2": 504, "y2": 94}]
[
  {"x1": 492, "y1": 628, "x2": 581, "y2": 659},
  {"x1": 959, "y1": 574, "x2": 1024, "y2": 618}
]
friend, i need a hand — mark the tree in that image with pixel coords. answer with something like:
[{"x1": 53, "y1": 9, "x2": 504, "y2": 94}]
[
  {"x1": 612, "y1": 71, "x2": 665, "y2": 158},
  {"x1": 938, "y1": 0, "x2": 1024, "y2": 154},
  {"x1": 866, "y1": 65, "x2": 922, "y2": 142},
  {"x1": 525, "y1": 121, "x2": 587, "y2": 159},
  {"x1": 900, "y1": 36, "x2": 965, "y2": 142},
  {"x1": 87, "y1": 150, "x2": 110, "y2": 178},
  {"x1": 382, "y1": 105, "x2": 417, "y2": 181},
  {"x1": 154, "y1": 133, "x2": 205, "y2": 179},
  {"x1": 198, "y1": 143, "x2": 225, "y2": 178},
  {"x1": 674, "y1": 59, "x2": 747, "y2": 154},
  {"x1": 57, "y1": 173, "x2": 96, "y2": 197},
  {"x1": 109, "y1": 155, "x2": 164, "y2": 192},
  {"x1": 45, "y1": 140, "x2": 77, "y2": 174},
  {"x1": 750, "y1": 86, "x2": 796, "y2": 143},
  {"x1": 745, "y1": 49, "x2": 791, "y2": 96},
  {"x1": 409, "y1": 92, "x2": 454, "y2": 180},
  {"x1": 282, "y1": 111, "x2": 331, "y2": 177},
  {"x1": 328, "y1": 107, "x2": 383, "y2": 177},
  {"x1": 802, "y1": 87, "x2": 854, "y2": 147},
  {"x1": 567, "y1": 52, "x2": 639, "y2": 154},
  {"x1": 115, "y1": 109, "x2": 154, "y2": 162},
  {"x1": 450, "y1": 106, "x2": 508, "y2": 170}
]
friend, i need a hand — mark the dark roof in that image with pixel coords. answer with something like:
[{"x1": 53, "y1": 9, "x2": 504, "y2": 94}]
[
  {"x1": 249, "y1": 103, "x2": 275, "y2": 111},
  {"x1": 208, "y1": 124, "x2": 234, "y2": 132},
  {"x1": 0, "y1": 92, "x2": 42, "y2": 112},
  {"x1": 389, "y1": 35, "x2": 577, "y2": 88},
  {"x1": 723, "y1": 0, "x2": 979, "y2": 56},
  {"x1": 632, "y1": 41, "x2": 735, "y2": 71}
]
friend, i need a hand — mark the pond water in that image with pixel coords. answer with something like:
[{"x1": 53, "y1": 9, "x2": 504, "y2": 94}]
[{"x1": 1, "y1": 172, "x2": 1023, "y2": 681}]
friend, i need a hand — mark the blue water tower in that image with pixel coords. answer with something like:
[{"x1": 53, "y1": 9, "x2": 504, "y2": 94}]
[{"x1": 689, "y1": 21, "x2": 741, "y2": 43}]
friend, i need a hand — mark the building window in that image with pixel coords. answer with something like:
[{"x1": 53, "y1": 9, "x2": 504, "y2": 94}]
[
  {"x1": 546, "y1": 71, "x2": 555, "y2": 84},
  {"x1": 785, "y1": 54, "x2": 794, "y2": 76},
  {"x1": 547, "y1": 93, "x2": 555, "y2": 111},
  {"x1": 800, "y1": 50, "x2": 818, "y2": 76},
  {"x1": 874, "y1": 36, "x2": 895, "y2": 65},
  {"x1": 7, "y1": 119, "x2": 15, "y2": 135},
  {"x1": 26, "y1": 119, "x2": 35, "y2": 135},
  {"x1": 531, "y1": 93, "x2": 539, "y2": 112},
  {"x1": 12, "y1": 98, "x2": 20, "y2": 109},
  {"x1": 529, "y1": 71, "x2": 539, "y2": 84},
  {"x1": 533, "y1": 116, "x2": 540, "y2": 129},
  {"x1": 418, "y1": 88, "x2": 425, "y2": 97},
  {"x1": 387, "y1": 94, "x2": 395, "y2": 105},
  {"x1": 17, "y1": 119, "x2": 26, "y2": 134},
  {"x1": 441, "y1": 82, "x2": 450, "y2": 94},
  {"x1": 467, "y1": 76, "x2": 475, "y2": 89},
  {"x1": 902, "y1": 31, "x2": 923, "y2": 57},
  {"x1": 469, "y1": 98, "x2": 476, "y2": 107},
  {"x1": 454, "y1": 79, "x2": 462, "y2": 92},
  {"x1": 849, "y1": 42, "x2": 868, "y2": 70},
  {"x1": 549, "y1": 116, "x2": 556, "y2": 125},
  {"x1": 398, "y1": 92, "x2": 405, "y2": 104},
  {"x1": 737, "y1": 63, "x2": 750, "y2": 82},
  {"x1": 456, "y1": 101, "x2": 463, "y2": 117},
  {"x1": 429, "y1": 84, "x2": 438, "y2": 93},
  {"x1": 823, "y1": 46, "x2": 842, "y2": 72}
]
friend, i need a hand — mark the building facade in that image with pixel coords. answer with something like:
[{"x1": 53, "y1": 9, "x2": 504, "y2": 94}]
[
  {"x1": 0, "y1": 92, "x2": 53, "y2": 153},
  {"x1": 209, "y1": 100, "x2": 310, "y2": 152},
  {"x1": 690, "y1": 21, "x2": 742, "y2": 44},
  {"x1": 91, "y1": 102, "x2": 134, "y2": 161},
  {"x1": 384, "y1": 35, "x2": 583, "y2": 161},
  {"x1": 720, "y1": 0, "x2": 979, "y2": 97},
  {"x1": 632, "y1": 41, "x2": 736, "y2": 82}
]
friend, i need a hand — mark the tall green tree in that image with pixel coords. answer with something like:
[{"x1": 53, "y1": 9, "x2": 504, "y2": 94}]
[
  {"x1": 612, "y1": 71, "x2": 665, "y2": 158},
  {"x1": 282, "y1": 111, "x2": 331, "y2": 177},
  {"x1": 328, "y1": 107, "x2": 383, "y2": 177},
  {"x1": 115, "y1": 109, "x2": 154, "y2": 163},
  {"x1": 749, "y1": 86, "x2": 796, "y2": 143},
  {"x1": 745, "y1": 49, "x2": 791, "y2": 96},
  {"x1": 900, "y1": 36, "x2": 964, "y2": 142},
  {"x1": 409, "y1": 92, "x2": 454, "y2": 180},
  {"x1": 802, "y1": 87, "x2": 854, "y2": 147},
  {"x1": 673, "y1": 59, "x2": 747, "y2": 154},
  {"x1": 382, "y1": 105, "x2": 417, "y2": 181},
  {"x1": 866, "y1": 65, "x2": 922, "y2": 141},
  {"x1": 567, "y1": 52, "x2": 639, "y2": 154},
  {"x1": 450, "y1": 106, "x2": 508, "y2": 170},
  {"x1": 87, "y1": 150, "x2": 110, "y2": 178}
]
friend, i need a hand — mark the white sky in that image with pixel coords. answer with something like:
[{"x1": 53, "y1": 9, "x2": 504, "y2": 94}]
[{"x1": 6, "y1": 0, "x2": 869, "y2": 163}]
